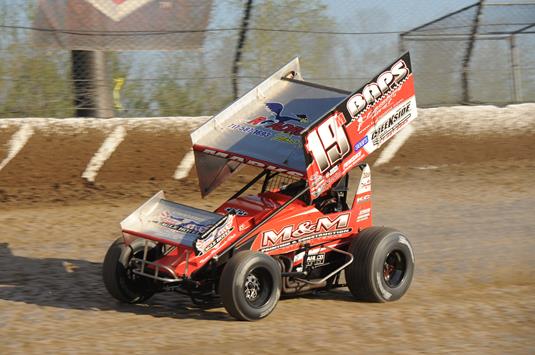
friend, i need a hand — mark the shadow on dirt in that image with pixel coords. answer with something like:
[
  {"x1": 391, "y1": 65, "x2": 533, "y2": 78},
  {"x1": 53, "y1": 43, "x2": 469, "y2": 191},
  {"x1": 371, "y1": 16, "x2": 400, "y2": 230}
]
[
  {"x1": 299, "y1": 289, "x2": 359, "y2": 303},
  {"x1": 0, "y1": 243, "x2": 230, "y2": 321},
  {"x1": 0, "y1": 243, "x2": 359, "y2": 320}
]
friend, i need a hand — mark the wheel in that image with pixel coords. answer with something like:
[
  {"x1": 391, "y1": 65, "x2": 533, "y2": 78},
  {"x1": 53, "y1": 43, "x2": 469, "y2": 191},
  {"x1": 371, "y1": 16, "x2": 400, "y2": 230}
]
[
  {"x1": 345, "y1": 227, "x2": 414, "y2": 302},
  {"x1": 219, "y1": 251, "x2": 281, "y2": 321},
  {"x1": 102, "y1": 237, "x2": 160, "y2": 304}
]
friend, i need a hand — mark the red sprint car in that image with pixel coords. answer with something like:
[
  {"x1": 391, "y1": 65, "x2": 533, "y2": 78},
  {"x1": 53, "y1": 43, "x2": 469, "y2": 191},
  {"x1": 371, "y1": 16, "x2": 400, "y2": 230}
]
[{"x1": 103, "y1": 53, "x2": 417, "y2": 320}]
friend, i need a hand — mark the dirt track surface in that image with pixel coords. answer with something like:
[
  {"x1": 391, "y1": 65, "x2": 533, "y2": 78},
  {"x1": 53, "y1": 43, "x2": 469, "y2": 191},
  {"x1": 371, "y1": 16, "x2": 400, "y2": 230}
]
[{"x1": 1, "y1": 106, "x2": 535, "y2": 353}]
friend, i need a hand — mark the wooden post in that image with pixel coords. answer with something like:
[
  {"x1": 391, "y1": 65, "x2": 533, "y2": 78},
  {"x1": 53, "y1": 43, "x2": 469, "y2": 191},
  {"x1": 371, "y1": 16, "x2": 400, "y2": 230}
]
[{"x1": 71, "y1": 50, "x2": 113, "y2": 118}]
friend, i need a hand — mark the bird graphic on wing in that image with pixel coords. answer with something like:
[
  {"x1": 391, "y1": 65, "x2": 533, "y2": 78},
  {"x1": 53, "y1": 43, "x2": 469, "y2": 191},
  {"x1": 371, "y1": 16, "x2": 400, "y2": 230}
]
[{"x1": 264, "y1": 102, "x2": 308, "y2": 124}]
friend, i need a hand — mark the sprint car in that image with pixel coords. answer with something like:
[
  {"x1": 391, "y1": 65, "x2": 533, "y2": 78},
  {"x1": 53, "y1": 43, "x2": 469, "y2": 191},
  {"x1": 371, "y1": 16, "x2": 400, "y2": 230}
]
[{"x1": 103, "y1": 53, "x2": 417, "y2": 321}]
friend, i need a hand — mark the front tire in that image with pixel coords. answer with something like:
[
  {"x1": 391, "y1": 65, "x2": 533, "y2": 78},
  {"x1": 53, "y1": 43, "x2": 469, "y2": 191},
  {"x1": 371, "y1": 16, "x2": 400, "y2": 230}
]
[
  {"x1": 102, "y1": 237, "x2": 159, "y2": 304},
  {"x1": 345, "y1": 227, "x2": 414, "y2": 302},
  {"x1": 219, "y1": 251, "x2": 281, "y2": 321}
]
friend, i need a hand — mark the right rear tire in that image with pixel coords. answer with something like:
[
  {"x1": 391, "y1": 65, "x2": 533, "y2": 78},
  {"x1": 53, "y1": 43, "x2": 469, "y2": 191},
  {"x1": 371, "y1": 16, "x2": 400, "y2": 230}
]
[{"x1": 345, "y1": 227, "x2": 414, "y2": 302}]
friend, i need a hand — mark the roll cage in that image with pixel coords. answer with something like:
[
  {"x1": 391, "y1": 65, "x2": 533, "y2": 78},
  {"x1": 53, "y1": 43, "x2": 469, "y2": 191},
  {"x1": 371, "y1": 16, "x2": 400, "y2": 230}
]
[{"x1": 229, "y1": 168, "x2": 351, "y2": 212}]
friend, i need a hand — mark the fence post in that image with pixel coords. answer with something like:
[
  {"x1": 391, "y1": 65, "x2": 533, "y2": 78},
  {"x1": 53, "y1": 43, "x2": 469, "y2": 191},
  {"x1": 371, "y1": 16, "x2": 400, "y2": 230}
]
[
  {"x1": 232, "y1": 0, "x2": 254, "y2": 100},
  {"x1": 462, "y1": 0, "x2": 484, "y2": 104},
  {"x1": 71, "y1": 50, "x2": 113, "y2": 118},
  {"x1": 510, "y1": 34, "x2": 522, "y2": 103}
]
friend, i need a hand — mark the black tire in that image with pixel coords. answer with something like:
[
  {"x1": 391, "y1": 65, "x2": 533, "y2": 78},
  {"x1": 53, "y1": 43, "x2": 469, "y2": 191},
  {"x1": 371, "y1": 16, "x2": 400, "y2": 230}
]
[
  {"x1": 102, "y1": 237, "x2": 159, "y2": 304},
  {"x1": 345, "y1": 227, "x2": 414, "y2": 302},
  {"x1": 219, "y1": 251, "x2": 281, "y2": 321}
]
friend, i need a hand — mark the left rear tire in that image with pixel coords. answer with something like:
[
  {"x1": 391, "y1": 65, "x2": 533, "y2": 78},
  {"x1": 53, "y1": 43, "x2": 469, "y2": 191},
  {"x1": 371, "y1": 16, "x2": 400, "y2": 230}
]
[
  {"x1": 102, "y1": 237, "x2": 158, "y2": 304},
  {"x1": 219, "y1": 251, "x2": 281, "y2": 321}
]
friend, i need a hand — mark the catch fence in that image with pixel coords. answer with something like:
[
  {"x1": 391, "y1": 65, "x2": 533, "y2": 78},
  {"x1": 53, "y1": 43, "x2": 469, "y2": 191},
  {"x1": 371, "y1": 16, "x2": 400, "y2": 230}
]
[{"x1": 0, "y1": 0, "x2": 533, "y2": 118}]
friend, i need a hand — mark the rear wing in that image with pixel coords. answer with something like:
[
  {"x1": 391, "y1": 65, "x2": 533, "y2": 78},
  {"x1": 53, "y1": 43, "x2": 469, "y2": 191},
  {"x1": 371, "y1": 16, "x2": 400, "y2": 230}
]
[
  {"x1": 191, "y1": 52, "x2": 416, "y2": 199},
  {"x1": 191, "y1": 58, "x2": 347, "y2": 197},
  {"x1": 303, "y1": 52, "x2": 416, "y2": 199}
]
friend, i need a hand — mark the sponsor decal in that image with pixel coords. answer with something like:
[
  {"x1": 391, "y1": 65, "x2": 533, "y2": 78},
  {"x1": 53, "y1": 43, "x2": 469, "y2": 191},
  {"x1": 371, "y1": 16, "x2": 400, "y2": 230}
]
[
  {"x1": 354, "y1": 135, "x2": 369, "y2": 152},
  {"x1": 272, "y1": 134, "x2": 301, "y2": 145},
  {"x1": 356, "y1": 194, "x2": 370, "y2": 204},
  {"x1": 309, "y1": 173, "x2": 326, "y2": 199},
  {"x1": 342, "y1": 150, "x2": 363, "y2": 171},
  {"x1": 357, "y1": 183, "x2": 371, "y2": 194},
  {"x1": 346, "y1": 59, "x2": 409, "y2": 121},
  {"x1": 260, "y1": 213, "x2": 351, "y2": 251},
  {"x1": 370, "y1": 101, "x2": 412, "y2": 146},
  {"x1": 195, "y1": 215, "x2": 235, "y2": 255},
  {"x1": 357, "y1": 170, "x2": 371, "y2": 194},
  {"x1": 198, "y1": 147, "x2": 304, "y2": 177},
  {"x1": 305, "y1": 253, "x2": 325, "y2": 268},
  {"x1": 357, "y1": 208, "x2": 371, "y2": 222},
  {"x1": 357, "y1": 88, "x2": 397, "y2": 132},
  {"x1": 293, "y1": 247, "x2": 323, "y2": 262},
  {"x1": 224, "y1": 207, "x2": 248, "y2": 216},
  {"x1": 155, "y1": 211, "x2": 211, "y2": 235},
  {"x1": 325, "y1": 164, "x2": 339, "y2": 178},
  {"x1": 227, "y1": 123, "x2": 272, "y2": 138},
  {"x1": 247, "y1": 102, "x2": 308, "y2": 137}
]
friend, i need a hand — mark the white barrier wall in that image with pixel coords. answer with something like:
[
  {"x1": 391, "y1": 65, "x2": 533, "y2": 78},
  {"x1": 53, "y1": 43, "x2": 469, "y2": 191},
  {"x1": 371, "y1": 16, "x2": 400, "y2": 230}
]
[{"x1": 1, "y1": 105, "x2": 534, "y2": 183}]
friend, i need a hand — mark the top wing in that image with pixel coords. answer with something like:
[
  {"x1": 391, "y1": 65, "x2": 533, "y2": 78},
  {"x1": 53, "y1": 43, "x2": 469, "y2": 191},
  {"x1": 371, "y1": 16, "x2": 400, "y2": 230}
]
[
  {"x1": 190, "y1": 58, "x2": 347, "y2": 197},
  {"x1": 190, "y1": 53, "x2": 417, "y2": 199}
]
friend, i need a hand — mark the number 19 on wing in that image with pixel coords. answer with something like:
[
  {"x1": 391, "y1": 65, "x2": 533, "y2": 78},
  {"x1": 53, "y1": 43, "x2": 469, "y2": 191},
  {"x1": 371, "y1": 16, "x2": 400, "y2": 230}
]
[{"x1": 306, "y1": 112, "x2": 350, "y2": 173}]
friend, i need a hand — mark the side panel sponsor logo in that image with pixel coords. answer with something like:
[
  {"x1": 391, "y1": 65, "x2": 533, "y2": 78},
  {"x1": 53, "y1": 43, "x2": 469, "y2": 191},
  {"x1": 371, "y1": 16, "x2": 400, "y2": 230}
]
[
  {"x1": 260, "y1": 213, "x2": 351, "y2": 251},
  {"x1": 342, "y1": 150, "x2": 363, "y2": 171}
]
